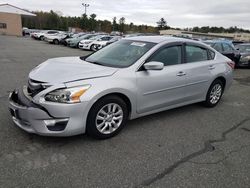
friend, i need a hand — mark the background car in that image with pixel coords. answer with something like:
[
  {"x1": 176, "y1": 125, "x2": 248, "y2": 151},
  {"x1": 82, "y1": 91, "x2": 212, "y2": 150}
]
[
  {"x1": 44, "y1": 33, "x2": 68, "y2": 45},
  {"x1": 65, "y1": 33, "x2": 96, "y2": 48},
  {"x1": 93, "y1": 36, "x2": 122, "y2": 51},
  {"x1": 204, "y1": 40, "x2": 241, "y2": 64},
  {"x1": 60, "y1": 33, "x2": 75, "y2": 46},
  {"x1": 32, "y1": 30, "x2": 61, "y2": 40},
  {"x1": 78, "y1": 35, "x2": 111, "y2": 50},
  {"x1": 235, "y1": 43, "x2": 250, "y2": 67}
]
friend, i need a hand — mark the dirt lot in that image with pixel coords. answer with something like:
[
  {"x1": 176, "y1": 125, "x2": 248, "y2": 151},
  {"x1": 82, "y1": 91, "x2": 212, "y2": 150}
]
[{"x1": 0, "y1": 35, "x2": 250, "y2": 188}]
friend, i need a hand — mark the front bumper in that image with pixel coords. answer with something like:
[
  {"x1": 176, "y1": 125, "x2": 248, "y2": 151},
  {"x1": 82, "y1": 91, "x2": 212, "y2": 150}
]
[
  {"x1": 67, "y1": 42, "x2": 77, "y2": 47},
  {"x1": 79, "y1": 43, "x2": 90, "y2": 50},
  {"x1": 8, "y1": 87, "x2": 88, "y2": 136},
  {"x1": 237, "y1": 60, "x2": 250, "y2": 67}
]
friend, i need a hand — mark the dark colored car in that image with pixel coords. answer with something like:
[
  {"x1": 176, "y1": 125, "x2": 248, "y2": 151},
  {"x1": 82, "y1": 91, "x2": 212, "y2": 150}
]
[
  {"x1": 235, "y1": 43, "x2": 250, "y2": 68},
  {"x1": 204, "y1": 40, "x2": 241, "y2": 65},
  {"x1": 60, "y1": 33, "x2": 74, "y2": 46}
]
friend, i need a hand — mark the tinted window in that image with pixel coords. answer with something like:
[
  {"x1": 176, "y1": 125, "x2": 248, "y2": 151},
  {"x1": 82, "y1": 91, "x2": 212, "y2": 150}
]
[
  {"x1": 212, "y1": 43, "x2": 223, "y2": 52},
  {"x1": 222, "y1": 43, "x2": 233, "y2": 52},
  {"x1": 148, "y1": 46, "x2": 182, "y2": 66},
  {"x1": 101, "y1": 37, "x2": 112, "y2": 41},
  {"x1": 47, "y1": 31, "x2": 58, "y2": 34},
  {"x1": 186, "y1": 45, "x2": 209, "y2": 63}
]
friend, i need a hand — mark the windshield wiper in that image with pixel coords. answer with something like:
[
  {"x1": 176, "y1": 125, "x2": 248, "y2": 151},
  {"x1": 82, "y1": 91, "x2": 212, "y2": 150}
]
[{"x1": 87, "y1": 61, "x2": 104, "y2": 66}]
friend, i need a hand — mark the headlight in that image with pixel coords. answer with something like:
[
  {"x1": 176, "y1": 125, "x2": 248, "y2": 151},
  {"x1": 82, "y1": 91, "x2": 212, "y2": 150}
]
[
  {"x1": 44, "y1": 85, "x2": 91, "y2": 103},
  {"x1": 84, "y1": 41, "x2": 92, "y2": 44},
  {"x1": 241, "y1": 56, "x2": 250, "y2": 61}
]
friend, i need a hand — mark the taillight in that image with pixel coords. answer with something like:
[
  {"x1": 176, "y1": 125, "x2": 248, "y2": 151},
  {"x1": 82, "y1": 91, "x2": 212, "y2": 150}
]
[{"x1": 227, "y1": 61, "x2": 235, "y2": 70}]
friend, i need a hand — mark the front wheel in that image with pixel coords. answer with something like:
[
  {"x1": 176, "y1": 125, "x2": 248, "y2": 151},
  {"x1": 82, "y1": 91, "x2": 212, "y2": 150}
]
[
  {"x1": 203, "y1": 80, "x2": 224, "y2": 107},
  {"x1": 86, "y1": 95, "x2": 128, "y2": 139}
]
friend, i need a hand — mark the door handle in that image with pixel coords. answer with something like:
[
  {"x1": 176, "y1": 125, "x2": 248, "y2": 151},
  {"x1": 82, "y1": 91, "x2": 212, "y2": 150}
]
[
  {"x1": 208, "y1": 65, "x2": 215, "y2": 70},
  {"x1": 176, "y1": 71, "x2": 186, "y2": 76}
]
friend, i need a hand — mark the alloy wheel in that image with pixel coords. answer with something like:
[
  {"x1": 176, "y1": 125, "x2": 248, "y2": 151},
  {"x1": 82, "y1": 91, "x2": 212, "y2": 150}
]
[
  {"x1": 95, "y1": 103, "x2": 123, "y2": 135},
  {"x1": 209, "y1": 84, "x2": 222, "y2": 104}
]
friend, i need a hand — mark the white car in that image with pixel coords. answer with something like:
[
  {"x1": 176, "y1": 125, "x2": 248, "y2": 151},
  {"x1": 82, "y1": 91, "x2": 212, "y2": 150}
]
[
  {"x1": 92, "y1": 36, "x2": 122, "y2": 51},
  {"x1": 44, "y1": 33, "x2": 67, "y2": 44},
  {"x1": 32, "y1": 30, "x2": 61, "y2": 40},
  {"x1": 79, "y1": 35, "x2": 112, "y2": 50}
]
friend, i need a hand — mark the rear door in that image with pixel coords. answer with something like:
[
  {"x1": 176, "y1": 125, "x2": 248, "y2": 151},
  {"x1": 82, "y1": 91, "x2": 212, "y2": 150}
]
[{"x1": 182, "y1": 43, "x2": 214, "y2": 101}]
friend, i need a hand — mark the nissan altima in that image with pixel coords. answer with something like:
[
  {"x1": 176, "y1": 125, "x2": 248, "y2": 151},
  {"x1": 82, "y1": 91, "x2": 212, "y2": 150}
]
[{"x1": 9, "y1": 36, "x2": 234, "y2": 139}]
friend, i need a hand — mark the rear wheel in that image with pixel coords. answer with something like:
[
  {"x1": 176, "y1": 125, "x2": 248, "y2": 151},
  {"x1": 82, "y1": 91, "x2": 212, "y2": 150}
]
[
  {"x1": 53, "y1": 39, "x2": 59, "y2": 45},
  {"x1": 86, "y1": 95, "x2": 128, "y2": 139},
  {"x1": 204, "y1": 79, "x2": 224, "y2": 107}
]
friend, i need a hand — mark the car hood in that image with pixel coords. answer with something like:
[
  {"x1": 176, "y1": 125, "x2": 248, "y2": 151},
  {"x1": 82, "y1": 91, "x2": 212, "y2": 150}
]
[
  {"x1": 80, "y1": 39, "x2": 92, "y2": 43},
  {"x1": 29, "y1": 57, "x2": 118, "y2": 84}
]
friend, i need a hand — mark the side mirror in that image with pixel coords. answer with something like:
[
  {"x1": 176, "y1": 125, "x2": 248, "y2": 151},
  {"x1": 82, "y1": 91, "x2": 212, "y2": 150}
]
[{"x1": 143, "y1": 61, "x2": 164, "y2": 71}]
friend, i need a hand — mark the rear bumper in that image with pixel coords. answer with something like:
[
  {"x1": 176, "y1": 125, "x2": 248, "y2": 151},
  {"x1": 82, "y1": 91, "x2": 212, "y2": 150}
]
[{"x1": 8, "y1": 87, "x2": 88, "y2": 136}]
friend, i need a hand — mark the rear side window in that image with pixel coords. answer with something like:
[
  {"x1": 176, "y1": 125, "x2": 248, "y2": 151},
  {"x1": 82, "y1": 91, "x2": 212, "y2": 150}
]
[
  {"x1": 212, "y1": 43, "x2": 223, "y2": 52},
  {"x1": 222, "y1": 43, "x2": 233, "y2": 52},
  {"x1": 208, "y1": 50, "x2": 216, "y2": 59},
  {"x1": 186, "y1": 45, "x2": 209, "y2": 63},
  {"x1": 148, "y1": 46, "x2": 182, "y2": 66}
]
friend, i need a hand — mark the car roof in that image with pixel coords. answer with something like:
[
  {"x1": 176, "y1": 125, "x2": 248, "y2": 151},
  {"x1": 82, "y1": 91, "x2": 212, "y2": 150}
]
[
  {"x1": 205, "y1": 40, "x2": 232, "y2": 44},
  {"x1": 123, "y1": 36, "x2": 199, "y2": 44}
]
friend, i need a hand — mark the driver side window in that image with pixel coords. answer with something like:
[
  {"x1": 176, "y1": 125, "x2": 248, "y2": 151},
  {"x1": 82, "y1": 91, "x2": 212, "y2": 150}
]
[{"x1": 148, "y1": 46, "x2": 182, "y2": 66}]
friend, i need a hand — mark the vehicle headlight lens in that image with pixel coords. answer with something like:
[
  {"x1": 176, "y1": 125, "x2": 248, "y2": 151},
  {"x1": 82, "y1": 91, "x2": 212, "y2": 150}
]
[
  {"x1": 241, "y1": 56, "x2": 250, "y2": 61},
  {"x1": 85, "y1": 41, "x2": 92, "y2": 44},
  {"x1": 44, "y1": 85, "x2": 90, "y2": 103}
]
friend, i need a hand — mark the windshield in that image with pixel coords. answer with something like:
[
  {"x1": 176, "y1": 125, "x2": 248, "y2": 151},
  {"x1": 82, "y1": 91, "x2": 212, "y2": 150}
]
[
  {"x1": 236, "y1": 45, "x2": 250, "y2": 53},
  {"x1": 84, "y1": 40, "x2": 156, "y2": 68},
  {"x1": 83, "y1": 34, "x2": 97, "y2": 40}
]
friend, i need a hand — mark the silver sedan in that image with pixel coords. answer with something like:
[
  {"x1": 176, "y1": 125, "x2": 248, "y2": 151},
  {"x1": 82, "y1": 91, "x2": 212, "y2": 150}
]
[{"x1": 9, "y1": 36, "x2": 234, "y2": 139}]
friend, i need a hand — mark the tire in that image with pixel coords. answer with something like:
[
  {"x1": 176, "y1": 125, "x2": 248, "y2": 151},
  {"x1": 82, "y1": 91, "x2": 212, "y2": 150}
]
[
  {"x1": 76, "y1": 42, "x2": 80, "y2": 48},
  {"x1": 86, "y1": 95, "x2": 128, "y2": 139},
  {"x1": 90, "y1": 44, "x2": 95, "y2": 51},
  {"x1": 39, "y1": 36, "x2": 44, "y2": 41},
  {"x1": 53, "y1": 39, "x2": 59, "y2": 45},
  {"x1": 203, "y1": 79, "x2": 224, "y2": 107}
]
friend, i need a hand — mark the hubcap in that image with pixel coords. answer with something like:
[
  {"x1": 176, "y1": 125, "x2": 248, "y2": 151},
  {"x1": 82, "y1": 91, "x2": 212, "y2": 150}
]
[
  {"x1": 96, "y1": 103, "x2": 123, "y2": 134},
  {"x1": 210, "y1": 84, "x2": 222, "y2": 104}
]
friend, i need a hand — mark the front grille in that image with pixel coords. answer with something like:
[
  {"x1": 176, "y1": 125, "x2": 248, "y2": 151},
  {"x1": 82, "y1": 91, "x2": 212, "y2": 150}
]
[{"x1": 27, "y1": 79, "x2": 47, "y2": 97}]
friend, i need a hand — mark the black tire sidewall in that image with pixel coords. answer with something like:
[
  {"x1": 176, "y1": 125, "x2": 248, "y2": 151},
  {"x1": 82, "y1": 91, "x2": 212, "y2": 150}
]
[
  {"x1": 204, "y1": 80, "x2": 224, "y2": 107},
  {"x1": 86, "y1": 95, "x2": 128, "y2": 139},
  {"x1": 54, "y1": 39, "x2": 59, "y2": 44},
  {"x1": 90, "y1": 44, "x2": 94, "y2": 51}
]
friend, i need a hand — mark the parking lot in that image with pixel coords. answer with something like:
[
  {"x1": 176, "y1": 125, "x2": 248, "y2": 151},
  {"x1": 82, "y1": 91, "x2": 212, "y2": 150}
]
[{"x1": 0, "y1": 35, "x2": 250, "y2": 187}]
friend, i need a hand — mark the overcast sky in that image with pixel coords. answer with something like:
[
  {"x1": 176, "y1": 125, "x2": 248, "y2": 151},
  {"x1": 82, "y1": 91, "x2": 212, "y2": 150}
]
[{"x1": 4, "y1": 0, "x2": 250, "y2": 29}]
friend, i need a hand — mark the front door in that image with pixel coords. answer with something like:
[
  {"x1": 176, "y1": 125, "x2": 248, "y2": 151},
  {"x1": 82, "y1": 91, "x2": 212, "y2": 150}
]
[{"x1": 136, "y1": 45, "x2": 189, "y2": 114}]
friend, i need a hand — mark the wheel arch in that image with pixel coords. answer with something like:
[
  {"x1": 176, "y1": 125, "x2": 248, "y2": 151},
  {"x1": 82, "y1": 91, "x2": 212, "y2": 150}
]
[
  {"x1": 87, "y1": 92, "x2": 133, "y2": 120},
  {"x1": 214, "y1": 76, "x2": 226, "y2": 90}
]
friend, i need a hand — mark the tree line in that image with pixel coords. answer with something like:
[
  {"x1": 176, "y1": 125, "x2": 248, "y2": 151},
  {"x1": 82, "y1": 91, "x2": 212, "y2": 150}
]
[
  {"x1": 191, "y1": 26, "x2": 250, "y2": 34},
  {"x1": 22, "y1": 11, "x2": 250, "y2": 34},
  {"x1": 22, "y1": 10, "x2": 158, "y2": 33}
]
